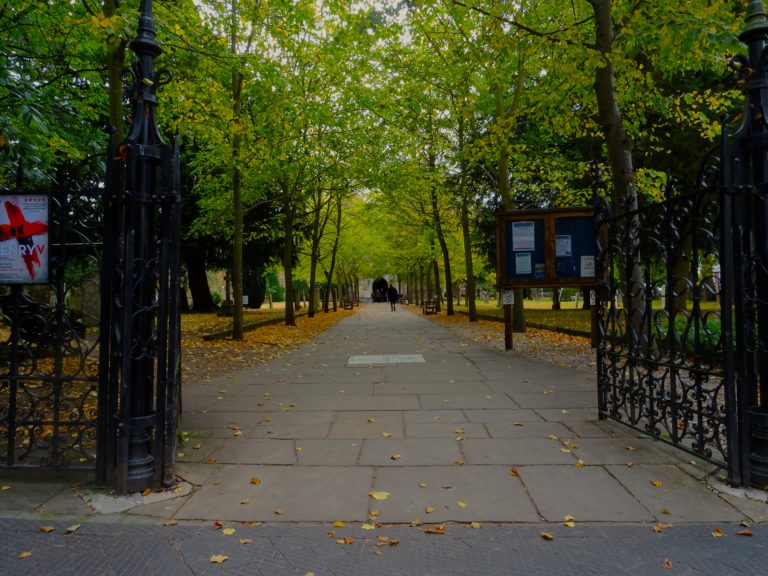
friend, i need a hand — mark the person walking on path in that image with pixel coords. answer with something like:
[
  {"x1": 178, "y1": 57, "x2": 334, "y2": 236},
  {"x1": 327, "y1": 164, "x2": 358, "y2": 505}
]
[{"x1": 386, "y1": 282, "x2": 399, "y2": 311}]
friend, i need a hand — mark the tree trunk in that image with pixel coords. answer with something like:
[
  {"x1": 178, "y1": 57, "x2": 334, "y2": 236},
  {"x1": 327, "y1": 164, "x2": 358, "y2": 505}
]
[
  {"x1": 282, "y1": 192, "x2": 296, "y2": 326},
  {"x1": 458, "y1": 113, "x2": 478, "y2": 322},
  {"x1": 185, "y1": 249, "x2": 217, "y2": 312}
]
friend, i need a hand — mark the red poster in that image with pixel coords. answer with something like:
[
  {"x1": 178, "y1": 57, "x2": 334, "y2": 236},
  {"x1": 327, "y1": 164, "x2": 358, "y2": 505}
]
[{"x1": 0, "y1": 194, "x2": 49, "y2": 284}]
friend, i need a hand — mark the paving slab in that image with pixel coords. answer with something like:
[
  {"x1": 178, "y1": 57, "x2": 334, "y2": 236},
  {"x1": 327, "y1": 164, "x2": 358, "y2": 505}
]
[
  {"x1": 174, "y1": 465, "x2": 374, "y2": 522},
  {"x1": 518, "y1": 465, "x2": 654, "y2": 522},
  {"x1": 461, "y1": 438, "x2": 578, "y2": 465},
  {"x1": 358, "y1": 438, "x2": 464, "y2": 466},
  {"x1": 371, "y1": 466, "x2": 540, "y2": 523}
]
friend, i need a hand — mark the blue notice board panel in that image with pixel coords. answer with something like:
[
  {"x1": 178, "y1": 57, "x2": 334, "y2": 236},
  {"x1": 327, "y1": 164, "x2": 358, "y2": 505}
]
[
  {"x1": 496, "y1": 208, "x2": 595, "y2": 288},
  {"x1": 505, "y1": 219, "x2": 545, "y2": 281}
]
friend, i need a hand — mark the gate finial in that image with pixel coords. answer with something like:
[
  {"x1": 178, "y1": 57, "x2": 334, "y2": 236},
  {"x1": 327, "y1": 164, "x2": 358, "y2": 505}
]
[{"x1": 740, "y1": 0, "x2": 768, "y2": 40}]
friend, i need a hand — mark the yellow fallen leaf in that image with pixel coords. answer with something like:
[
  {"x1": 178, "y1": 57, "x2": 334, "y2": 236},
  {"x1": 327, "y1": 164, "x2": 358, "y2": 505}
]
[
  {"x1": 390, "y1": 454, "x2": 402, "y2": 460},
  {"x1": 332, "y1": 521, "x2": 345, "y2": 527},
  {"x1": 368, "y1": 418, "x2": 376, "y2": 423},
  {"x1": 547, "y1": 435, "x2": 559, "y2": 440},
  {"x1": 575, "y1": 459, "x2": 585, "y2": 467},
  {"x1": 419, "y1": 482, "x2": 428, "y2": 487},
  {"x1": 454, "y1": 429, "x2": 465, "y2": 434},
  {"x1": 240, "y1": 499, "x2": 250, "y2": 505},
  {"x1": 222, "y1": 528, "x2": 236, "y2": 535},
  {"x1": 626, "y1": 445, "x2": 636, "y2": 452},
  {"x1": 560, "y1": 448, "x2": 571, "y2": 453},
  {"x1": 240, "y1": 538, "x2": 252, "y2": 544},
  {"x1": 369, "y1": 491, "x2": 390, "y2": 500},
  {"x1": 210, "y1": 555, "x2": 228, "y2": 563},
  {"x1": 470, "y1": 522, "x2": 482, "y2": 529},
  {"x1": 1, "y1": 485, "x2": 10, "y2": 490},
  {"x1": 652, "y1": 523, "x2": 673, "y2": 533},
  {"x1": 207, "y1": 458, "x2": 217, "y2": 464},
  {"x1": 250, "y1": 477, "x2": 261, "y2": 485},
  {"x1": 564, "y1": 520, "x2": 576, "y2": 528},
  {"x1": 509, "y1": 468, "x2": 519, "y2": 477},
  {"x1": 711, "y1": 528, "x2": 724, "y2": 537},
  {"x1": 65, "y1": 524, "x2": 81, "y2": 534},
  {"x1": 39, "y1": 526, "x2": 55, "y2": 533},
  {"x1": 540, "y1": 532, "x2": 554, "y2": 541},
  {"x1": 361, "y1": 523, "x2": 377, "y2": 530},
  {"x1": 425, "y1": 507, "x2": 435, "y2": 514},
  {"x1": 242, "y1": 521, "x2": 262, "y2": 527},
  {"x1": 264, "y1": 417, "x2": 271, "y2": 422},
  {"x1": 663, "y1": 559, "x2": 673, "y2": 569},
  {"x1": 382, "y1": 432, "x2": 392, "y2": 437},
  {"x1": 424, "y1": 525, "x2": 446, "y2": 534},
  {"x1": 18, "y1": 551, "x2": 32, "y2": 559},
  {"x1": 274, "y1": 509, "x2": 284, "y2": 515},
  {"x1": 651, "y1": 480, "x2": 663, "y2": 487},
  {"x1": 457, "y1": 502, "x2": 467, "y2": 508},
  {"x1": 163, "y1": 519, "x2": 177, "y2": 526},
  {"x1": 454, "y1": 460, "x2": 465, "y2": 466},
  {"x1": 661, "y1": 509, "x2": 671, "y2": 515}
]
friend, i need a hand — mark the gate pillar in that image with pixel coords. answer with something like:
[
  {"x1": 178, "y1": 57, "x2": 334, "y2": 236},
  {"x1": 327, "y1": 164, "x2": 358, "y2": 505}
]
[
  {"x1": 97, "y1": 0, "x2": 181, "y2": 494},
  {"x1": 723, "y1": 0, "x2": 768, "y2": 488}
]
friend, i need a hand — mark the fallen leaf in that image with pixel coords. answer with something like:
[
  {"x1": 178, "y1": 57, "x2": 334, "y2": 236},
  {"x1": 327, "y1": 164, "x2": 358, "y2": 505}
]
[
  {"x1": 213, "y1": 521, "x2": 224, "y2": 530},
  {"x1": 458, "y1": 501, "x2": 468, "y2": 508},
  {"x1": 736, "y1": 529, "x2": 753, "y2": 537},
  {"x1": 575, "y1": 459, "x2": 585, "y2": 467},
  {"x1": 39, "y1": 526, "x2": 55, "y2": 533},
  {"x1": 1, "y1": 485, "x2": 10, "y2": 490},
  {"x1": 240, "y1": 499, "x2": 250, "y2": 505},
  {"x1": 651, "y1": 480, "x2": 663, "y2": 487},
  {"x1": 547, "y1": 435, "x2": 559, "y2": 440},
  {"x1": 207, "y1": 458, "x2": 217, "y2": 464},
  {"x1": 711, "y1": 528, "x2": 724, "y2": 537},
  {"x1": 163, "y1": 519, "x2": 178, "y2": 526},
  {"x1": 540, "y1": 532, "x2": 554, "y2": 541},
  {"x1": 424, "y1": 525, "x2": 446, "y2": 534},
  {"x1": 368, "y1": 418, "x2": 376, "y2": 423},
  {"x1": 419, "y1": 482, "x2": 428, "y2": 487},
  {"x1": 369, "y1": 491, "x2": 390, "y2": 500},
  {"x1": 332, "y1": 521, "x2": 345, "y2": 527},
  {"x1": 390, "y1": 454, "x2": 402, "y2": 460},
  {"x1": 425, "y1": 507, "x2": 435, "y2": 514},
  {"x1": 663, "y1": 559, "x2": 673, "y2": 569},
  {"x1": 411, "y1": 519, "x2": 423, "y2": 526},
  {"x1": 242, "y1": 521, "x2": 262, "y2": 527},
  {"x1": 18, "y1": 551, "x2": 32, "y2": 559},
  {"x1": 65, "y1": 524, "x2": 81, "y2": 534},
  {"x1": 240, "y1": 538, "x2": 252, "y2": 544},
  {"x1": 374, "y1": 549, "x2": 383, "y2": 555},
  {"x1": 210, "y1": 555, "x2": 228, "y2": 563},
  {"x1": 560, "y1": 448, "x2": 571, "y2": 453},
  {"x1": 382, "y1": 432, "x2": 393, "y2": 438},
  {"x1": 250, "y1": 477, "x2": 261, "y2": 485},
  {"x1": 361, "y1": 523, "x2": 377, "y2": 530},
  {"x1": 274, "y1": 509, "x2": 284, "y2": 515},
  {"x1": 388, "y1": 539, "x2": 400, "y2": 546},
  {"x1": 454, "y1": 429, "x2": 465, "y2": 434},
  {"x1": 222, "y1": 528, "x2": 236, "y2": 535},
  {"x1": 454, "y1": 460, "x2": 465, "y2": 466},
  {"x1": 652, "y1": 523, "x2": 673, "y2": 533},
  {"x1": 509, "y1": 467, "x2": 519, "y2": 477},
  {"x1": 661, "y1": 509, "x2": 671, "y2": 515},
  {"x1": 470, "y1": 522, "x2": 482, "y2": 529},
  {"x1": 626, "y1": 445, "x2": 636, "y2": 452}
]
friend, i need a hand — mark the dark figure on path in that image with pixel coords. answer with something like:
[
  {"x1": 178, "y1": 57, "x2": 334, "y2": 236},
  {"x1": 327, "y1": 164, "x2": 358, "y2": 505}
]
[{"x1": 387, "y1": 283, "x2": 399, "y2": 311}]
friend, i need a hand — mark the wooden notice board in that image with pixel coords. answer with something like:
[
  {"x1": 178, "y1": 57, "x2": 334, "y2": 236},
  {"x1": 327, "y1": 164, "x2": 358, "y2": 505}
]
[{"x1": 495, "y1": 207, "x2": 596, "y2": 289}]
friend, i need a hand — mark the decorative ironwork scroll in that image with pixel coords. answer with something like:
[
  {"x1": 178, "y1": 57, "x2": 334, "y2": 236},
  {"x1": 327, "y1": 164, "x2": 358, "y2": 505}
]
[
  {"x1": 594, "y1": 170, "x2": 732, "y2": 472},
  {"x1": 0, "y1": 168, "x2": 102, "y2": 468}
]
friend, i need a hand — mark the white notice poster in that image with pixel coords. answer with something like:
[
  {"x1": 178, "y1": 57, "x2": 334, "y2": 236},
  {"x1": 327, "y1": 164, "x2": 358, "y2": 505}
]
[
  {"x1": 512, "y1": 221, "x2": 535, "y2": 251},
  {"x1": 580, "y1": 255, "x2": 595, "y2": 277},
  {"x1": 556, "y1": 235, "x2": 572, "y2": 257},
  {"x1": 515, "y1": 252, "x2": 532, "y2": 275}
]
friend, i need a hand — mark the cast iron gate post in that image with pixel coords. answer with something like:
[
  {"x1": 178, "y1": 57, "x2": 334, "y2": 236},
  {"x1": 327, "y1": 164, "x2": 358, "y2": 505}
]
[
  {"x1": 722, "y1": 1, "x2": 768, "y2": 488},
  {"x1": 97, "y1": 0, "x2": 181, "y2": 494}
]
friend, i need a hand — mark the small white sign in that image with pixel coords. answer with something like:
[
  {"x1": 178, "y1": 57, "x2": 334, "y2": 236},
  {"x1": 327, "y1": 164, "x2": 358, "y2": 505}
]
[
  {"x1": 580, "y1": 255, "x2": 595, "y2": 278},
  {"x1": 503, "y1": 290, "x2": 514, "y2": 305},
  {"x1": 556, "y1": 235, "x2": 572, "y2": 257}
]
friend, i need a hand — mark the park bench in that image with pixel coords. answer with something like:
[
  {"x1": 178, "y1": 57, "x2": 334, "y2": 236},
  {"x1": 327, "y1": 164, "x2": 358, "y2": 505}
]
[
  {"x1": 342, "y1": 299, "x2": 354, "y2": 310},
  {"x1": 422, "y1": 301, "x2": 438, "y2": 315}
]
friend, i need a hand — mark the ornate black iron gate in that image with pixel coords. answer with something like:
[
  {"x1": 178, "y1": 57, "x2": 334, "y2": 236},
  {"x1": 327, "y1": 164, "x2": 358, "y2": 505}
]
[
  {"x1": 596, "y1": 2, "x2": 768, "y2": 488},
  {"x1": 0, "y1": 166, "x2": 103, "y2": 469},
  {"x1": 594, "y1": 174, "x2": 735, "y2": 476}
]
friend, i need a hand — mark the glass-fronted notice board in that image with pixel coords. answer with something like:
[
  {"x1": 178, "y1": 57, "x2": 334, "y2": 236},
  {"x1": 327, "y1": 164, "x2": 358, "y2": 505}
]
[{"x1": 495, "y1": 207, "x2": 595, "y2": 288}]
